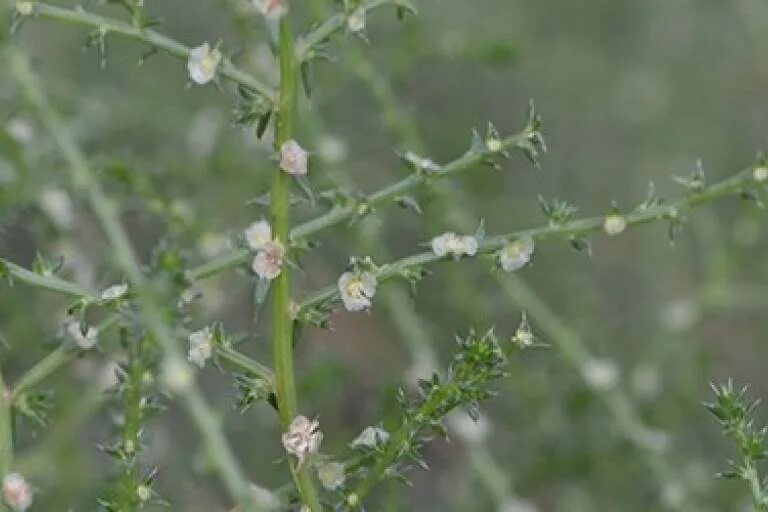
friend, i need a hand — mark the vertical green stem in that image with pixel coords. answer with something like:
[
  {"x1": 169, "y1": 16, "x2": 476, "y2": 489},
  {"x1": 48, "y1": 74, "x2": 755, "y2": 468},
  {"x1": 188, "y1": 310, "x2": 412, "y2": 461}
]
[
  {"x1": 0, "y1": 366, "x2": 12, "y2": 510},
  {"x1": 115, "y1": 333, "x2": 144, "y2": 511},
  {"x1": 272, "y1": 15, "x2": 322, "y2": 512}
]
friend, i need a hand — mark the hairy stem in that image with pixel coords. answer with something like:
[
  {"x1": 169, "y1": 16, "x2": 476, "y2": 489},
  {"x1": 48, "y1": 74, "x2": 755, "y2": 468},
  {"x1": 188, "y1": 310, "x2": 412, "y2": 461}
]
[{"x1": 272, "y1": 14, "x2": 322, "y2": 512}]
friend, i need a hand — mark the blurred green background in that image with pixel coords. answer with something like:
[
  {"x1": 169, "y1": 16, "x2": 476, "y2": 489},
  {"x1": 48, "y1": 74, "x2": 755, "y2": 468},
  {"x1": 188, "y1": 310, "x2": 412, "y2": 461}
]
[{"x1": 1, "y1": 0, "x2": 767, "y2": 510}]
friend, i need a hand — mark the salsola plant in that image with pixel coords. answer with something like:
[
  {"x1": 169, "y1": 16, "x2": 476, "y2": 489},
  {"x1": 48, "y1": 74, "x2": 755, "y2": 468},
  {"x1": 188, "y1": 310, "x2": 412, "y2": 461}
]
[{"x1": 0, "y1": 0, "x2": 767, "y2": 510}]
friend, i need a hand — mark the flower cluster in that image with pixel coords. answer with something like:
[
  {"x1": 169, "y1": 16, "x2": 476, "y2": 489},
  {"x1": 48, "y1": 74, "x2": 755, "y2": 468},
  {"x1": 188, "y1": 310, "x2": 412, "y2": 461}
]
[{"x1": 245, "y1": 220, "x2": 286, "y2": 280}]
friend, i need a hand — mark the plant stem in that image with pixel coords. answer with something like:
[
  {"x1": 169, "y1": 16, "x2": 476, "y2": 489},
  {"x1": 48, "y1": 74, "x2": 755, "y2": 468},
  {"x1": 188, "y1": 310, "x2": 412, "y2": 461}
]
[
  {"x1": 17, "y1": 1, "x2": 276, "y2": 103},
  {"x1": 116, "y1": 332, "x2": 145, "y2": 511},
  {"x1": 272, "y1": 14, "x2": 322, "y2": 512},
  {"x1": 7, "y1": 47, "x2": 259, "y2": 511}
]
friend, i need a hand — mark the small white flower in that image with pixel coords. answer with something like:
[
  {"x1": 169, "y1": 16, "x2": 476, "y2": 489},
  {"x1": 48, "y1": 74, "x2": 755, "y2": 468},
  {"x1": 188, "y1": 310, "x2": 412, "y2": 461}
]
[
  {"x1": 350, "y1": 426, "x2": 389, "y2": 449},
  {"x1": 347, "y1": 6, "x2": 366, "y2": 32},
  {"x1": 100, "y1": 283, "x2": 128, "y2": 301},
  {"x1": 66, "y1": 320, "x2": 99, "y2": 350},
  {"x1": 282, "y1": 415, "x2": 323, "y2": 468},
  {"x1": 251, "y1": 239, "x2": 285, "y2": 280},
  {"x1": 38, "y1": 188, "x2": 76, "y2": 231},
  {"x1": 498, "y1": 236, "x2": 534, "y2": 272},
  {"x1": 253, "y1": 0, "x2": 287, "y2": 19},
  {"x1": 603, "y1": 213, "x2": 627, "y2": 236},
  {"x1": 754, "y1": 165, "x2": 768, "y2": 183},
  {"x1": 431, "y1": 232, "x2": 478, "y2": 258},
  {"x1": 2, "y1": 473, "x2": 33, "y2": 511},
  {"x1": 280, "y1": 139, "x2": 309, "y2": 176},
  {"x1": 162, "y1": 358, "x2": 194, "y2": 393},
  {"x1": 338, "y1": 271, "x2": 377, "y2": 312},
  {"x1": 317, "y1": 461, "x2": 346, "y2": 491},
  {"x1": 187, "y1": 42, "x2": 222, "y2": 85},
  {"x1": 244, "y1": 220, "x2": 272, "y2": 251},
  {"x1": 187, "y1": 327, "x2": 214, "y2": 368},
  {"x1": 581, "y1": 358, "x2": 620, "y2": 391}
]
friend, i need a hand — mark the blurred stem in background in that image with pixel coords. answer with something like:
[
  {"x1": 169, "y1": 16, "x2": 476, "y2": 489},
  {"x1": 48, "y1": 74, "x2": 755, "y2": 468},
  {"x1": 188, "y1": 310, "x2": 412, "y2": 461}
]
[
  {"x1": 0, "y1": 365, "x2": 12, "y2": 512},
  {"x1": 6, "y1": 47, "x2": 260, "y2": 512},
  {"x1": 271, "y1": 13, "x2": 323, "y2": 512}
]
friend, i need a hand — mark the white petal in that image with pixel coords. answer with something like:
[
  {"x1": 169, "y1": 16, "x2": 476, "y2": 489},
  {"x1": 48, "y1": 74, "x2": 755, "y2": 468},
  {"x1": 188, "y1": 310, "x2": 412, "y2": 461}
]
[{"x1": 244, "y1": 220, "x2": 272, "y2": 251}]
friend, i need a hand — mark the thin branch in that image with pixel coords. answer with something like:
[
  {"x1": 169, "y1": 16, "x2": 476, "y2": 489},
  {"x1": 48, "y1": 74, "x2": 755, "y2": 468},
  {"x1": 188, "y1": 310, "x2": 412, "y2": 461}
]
[
  {"x1": 16, "y1": 1, "x2": 277, "y2": 102},
  {"x1": 295, "y1": 0, "x2": 398, "y2": 62},
  {"x1": 299, "y1": 166, "x2": 756, "y2": 313},
  {"x1": 1, "y1": 258, "x2": 97, "y2": 300}
]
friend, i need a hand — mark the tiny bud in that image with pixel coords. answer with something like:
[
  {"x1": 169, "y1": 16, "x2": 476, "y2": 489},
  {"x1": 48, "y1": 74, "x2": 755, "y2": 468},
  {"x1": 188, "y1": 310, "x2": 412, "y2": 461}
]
[
  {"x1": 754, "y1": 166, "x2": 768, "y2": 183},
  {"x1": 124, "y1": 439, "x2": 136, "y2": 455},
  {"x1": 346, "y1": 493, "x2": 360, "y2": 507},
  {"x1": 603, "y1": 213, "x2": 627, "y2": 236}
]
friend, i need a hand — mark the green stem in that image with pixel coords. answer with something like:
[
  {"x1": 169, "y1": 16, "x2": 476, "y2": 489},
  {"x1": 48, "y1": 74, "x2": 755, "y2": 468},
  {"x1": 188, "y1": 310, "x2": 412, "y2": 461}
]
[
  {"x1": 272, "y1": 15, "x2": 322, "y2": 512},
  {"x1": 16, "y1": 2, "x2": 276, "y2": 103},
  {"x1": 8, "y1": 47, "x2": 259, "y2": 511},
  {"x1": 115, "y1": 332, "x2": 145, "y2": 511},
  {"x1": 299, "y1": 166, "x2": 755, "y2": 313}
]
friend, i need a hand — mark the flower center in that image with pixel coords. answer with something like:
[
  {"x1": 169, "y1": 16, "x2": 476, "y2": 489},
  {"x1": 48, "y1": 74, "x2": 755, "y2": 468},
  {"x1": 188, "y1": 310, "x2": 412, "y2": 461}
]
[{"x1": 345, "y1": 279, "x2": 366, "y2": 298}]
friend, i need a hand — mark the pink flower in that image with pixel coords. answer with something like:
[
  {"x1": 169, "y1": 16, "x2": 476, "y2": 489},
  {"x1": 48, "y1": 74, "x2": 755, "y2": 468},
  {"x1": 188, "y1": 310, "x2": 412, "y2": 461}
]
[{"x1": 282, "y1": 415, "x2": 322, "y2": 468}]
